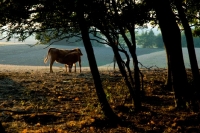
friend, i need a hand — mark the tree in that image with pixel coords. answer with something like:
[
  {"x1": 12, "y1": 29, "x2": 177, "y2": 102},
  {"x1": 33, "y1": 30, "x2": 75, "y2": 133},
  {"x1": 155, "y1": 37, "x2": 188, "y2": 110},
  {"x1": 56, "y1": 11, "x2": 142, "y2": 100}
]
[
  {"x1": 183, "y1": 0, "x2": 200, "y2": 37},
  {"x1": 151, "y1": 0, "x2": 189, "y2": 108},
  {"x1": 76, "y1": 1, "x2": 120, "y2": 121},
  {"x1": 89, "y1": 0, "x2": 139, "y2": 108},
  {"x1": 88, "y1": 0, "x2": 153, "y2": 109},
  {"x1": 137, "y1": 30, "x2": 156, "y2": 48},
  {"x1": 154, "y1": 33, "x2": 164, "y2": 48},
  {"x1": 174, "y1": 0, "x2": 200, "y2": 110}
]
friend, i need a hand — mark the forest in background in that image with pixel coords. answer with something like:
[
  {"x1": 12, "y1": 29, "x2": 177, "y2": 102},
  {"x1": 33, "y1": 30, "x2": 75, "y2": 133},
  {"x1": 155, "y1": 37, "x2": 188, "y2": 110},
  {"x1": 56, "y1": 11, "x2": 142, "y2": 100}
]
[
  {"x1": 136, "y1": 29, "x2": 200, "y2": 48},
  {"x1": 35, "y1": 29, "x2": 200, "y2": 48}
]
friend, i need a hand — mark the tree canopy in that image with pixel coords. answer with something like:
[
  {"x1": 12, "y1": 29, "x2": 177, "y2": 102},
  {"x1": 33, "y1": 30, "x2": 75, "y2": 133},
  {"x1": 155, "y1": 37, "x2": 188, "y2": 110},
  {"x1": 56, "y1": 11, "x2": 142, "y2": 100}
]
[{"x1": 0, "y1": 0, "x2": 152, "y2": 44}]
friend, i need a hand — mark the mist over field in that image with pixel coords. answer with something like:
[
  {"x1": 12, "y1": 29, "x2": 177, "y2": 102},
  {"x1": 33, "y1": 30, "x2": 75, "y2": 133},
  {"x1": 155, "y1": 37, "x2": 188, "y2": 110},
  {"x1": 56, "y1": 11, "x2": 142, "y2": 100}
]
[{"x1": 0, "y1": 43, "x2": 199, "y2": 69}]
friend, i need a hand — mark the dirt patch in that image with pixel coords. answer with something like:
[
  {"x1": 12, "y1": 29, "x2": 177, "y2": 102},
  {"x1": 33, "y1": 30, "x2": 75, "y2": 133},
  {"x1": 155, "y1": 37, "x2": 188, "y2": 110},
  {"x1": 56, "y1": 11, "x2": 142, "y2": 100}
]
[{"x1": 0, "y1": 66, "x2": 199, "y2": 133}]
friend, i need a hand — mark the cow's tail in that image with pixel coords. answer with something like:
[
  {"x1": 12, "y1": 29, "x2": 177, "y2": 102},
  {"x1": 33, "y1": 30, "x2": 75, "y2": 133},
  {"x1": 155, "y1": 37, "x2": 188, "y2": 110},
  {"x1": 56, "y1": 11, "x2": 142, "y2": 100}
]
[{"x1": 44, "y1": 48, "x2": 52, "y2": 64}]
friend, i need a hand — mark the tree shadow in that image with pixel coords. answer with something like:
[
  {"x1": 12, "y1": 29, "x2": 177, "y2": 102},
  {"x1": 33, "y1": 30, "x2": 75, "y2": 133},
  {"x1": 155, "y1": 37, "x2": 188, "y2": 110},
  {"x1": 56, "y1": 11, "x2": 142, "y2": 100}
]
[
  {"x1": 22, "y1": 114, "x2": 61, "y2": 125},
  {"x1": 179, "y1": 114, "x2": 200, "y2": 125},
  {"x1": 85, "y1": 118, "x2": 146, "y2": 132},
  {"x1": 142, "y1": 95, "x2": 174, "y2": 106},
  {"x1": 0, "y1": 75, "x2": 59, "y2": 123}
]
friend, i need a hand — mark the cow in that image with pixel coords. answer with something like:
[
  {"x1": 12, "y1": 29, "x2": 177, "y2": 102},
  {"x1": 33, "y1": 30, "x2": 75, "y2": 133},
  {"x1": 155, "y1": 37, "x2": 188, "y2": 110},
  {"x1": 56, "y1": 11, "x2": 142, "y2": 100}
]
[
  {"x1": 44, "y1": 48, "x2": 83, "y2": 73},
  {"x1": 113, "y1": 40, "x2": 118, "y2": 71}
]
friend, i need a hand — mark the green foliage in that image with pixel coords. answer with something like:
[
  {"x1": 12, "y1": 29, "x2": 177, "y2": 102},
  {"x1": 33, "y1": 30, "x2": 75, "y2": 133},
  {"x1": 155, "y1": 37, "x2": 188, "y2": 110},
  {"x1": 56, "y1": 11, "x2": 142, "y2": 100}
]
[
  {"x1": 0, "y1": 0, "x2": 200, "y2": 49},
  {"x1": 181, "y1": 32, "x2": 200, "y2": 47},
  {"x1": 136, "y1": 29, "x2": 159, "y2": 48},
  {"x1": 154, "y1": 34, "x2": 164, "y2": 48},
  {"x1": 192, "y1": 27, "x2": 200, "y2": 37},
  {"x1": 134, "y1": 30, "x2": 200, "y2": 48}
]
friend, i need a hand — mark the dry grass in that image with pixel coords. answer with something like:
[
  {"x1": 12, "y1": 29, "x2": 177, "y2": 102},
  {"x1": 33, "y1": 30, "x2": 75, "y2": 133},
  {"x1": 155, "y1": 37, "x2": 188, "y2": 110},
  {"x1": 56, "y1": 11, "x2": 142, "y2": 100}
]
[{"x1": 0, "y1": 67, "x2": 199, "y2": 133}]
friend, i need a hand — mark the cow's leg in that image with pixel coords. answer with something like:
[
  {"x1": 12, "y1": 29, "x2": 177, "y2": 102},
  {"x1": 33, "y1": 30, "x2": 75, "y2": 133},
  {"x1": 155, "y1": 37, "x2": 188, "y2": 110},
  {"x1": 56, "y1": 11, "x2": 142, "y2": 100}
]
[
  {"x1": 65, "y1": 64, "x2": 68, "y2": 73},
  {"x1": 50, "y1": 59, "x2": 55, "y2": 73},
  {"x1": 70, "y1": 64, "x2": 73, "y2": 72},
  {"x1": 68, "y1": 64, "x2": 72, "y2": 73},
  {"x1": 74, "y1": 63, "x2": 76, "y2": 72},
  {"x1": 79, "y1": 58, "x2": 81, "y2": 73},
  {"x1": 113, "y1": 56, "x2": 116, "y2": 71}
]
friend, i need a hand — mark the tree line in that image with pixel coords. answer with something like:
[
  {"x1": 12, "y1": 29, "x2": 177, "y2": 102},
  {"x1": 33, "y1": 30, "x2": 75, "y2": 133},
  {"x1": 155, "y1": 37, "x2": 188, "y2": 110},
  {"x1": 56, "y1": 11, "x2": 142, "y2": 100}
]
[
  {"x1": 1, "y1": 0, "x2": 200, "y2": 131},
  {"x1": 135, "y1": 29, "x2": 200, "y2": 48},
  {"x1": 44, "y1": 29, "x2": 200, "y2": 49}
]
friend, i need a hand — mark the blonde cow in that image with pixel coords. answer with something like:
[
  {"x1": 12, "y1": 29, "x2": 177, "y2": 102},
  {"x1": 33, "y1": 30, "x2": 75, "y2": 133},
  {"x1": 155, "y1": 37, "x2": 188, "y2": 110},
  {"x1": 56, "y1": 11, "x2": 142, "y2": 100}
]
[{"x1": 44, "y1": 48, "x2": 83, "y2": 73}]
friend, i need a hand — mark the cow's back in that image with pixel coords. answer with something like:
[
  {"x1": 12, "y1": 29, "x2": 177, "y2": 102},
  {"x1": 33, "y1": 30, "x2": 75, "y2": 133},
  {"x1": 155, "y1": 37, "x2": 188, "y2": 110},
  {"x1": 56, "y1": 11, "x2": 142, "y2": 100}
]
[
  {"x1": 47, "y1": 48, "x2": 82, "y2": 64},
  {"x1": 49, "y1": 48, "x2": 69, "y2": 61},
  {"x1": 60, "y1": 52, "x2": 80, "y2": 65}
]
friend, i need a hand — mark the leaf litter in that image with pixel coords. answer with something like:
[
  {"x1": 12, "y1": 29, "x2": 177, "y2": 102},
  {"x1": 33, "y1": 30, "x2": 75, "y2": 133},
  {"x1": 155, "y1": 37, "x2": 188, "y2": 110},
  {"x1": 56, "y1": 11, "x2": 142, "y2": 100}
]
[{"x1": 0, "y1": 69, "x2": 199, "y2": 132}]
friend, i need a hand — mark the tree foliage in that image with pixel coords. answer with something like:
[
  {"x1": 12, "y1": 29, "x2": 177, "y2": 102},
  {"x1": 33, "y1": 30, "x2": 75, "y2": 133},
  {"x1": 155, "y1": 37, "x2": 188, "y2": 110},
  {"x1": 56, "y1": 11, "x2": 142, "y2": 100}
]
[{"x1": 35, "y1": 31, "x2": 107, "y2": 47}]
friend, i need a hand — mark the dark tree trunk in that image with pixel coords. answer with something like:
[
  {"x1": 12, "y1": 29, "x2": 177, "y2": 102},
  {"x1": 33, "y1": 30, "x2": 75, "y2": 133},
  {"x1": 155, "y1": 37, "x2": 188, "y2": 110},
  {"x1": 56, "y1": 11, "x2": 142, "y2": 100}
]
[
  {"x1": 76, "y1": 2, "x2": 120, "y2": 122},
  {"x1": 175, "y1": 0, "x2": 200, "y2": 110},
  {"x1": 175, "y1": 0, "x2": 200, "y2": 88},
  {"x1": 153, "y1": 0, "x2": 188, "y2": 108},
  {"x1": 0, "y1": 122, "x2": 5, "y2": 133},
  {"x1": 113, "y1": 56, "x2": 116, "y2": 71},
  {"x1": 129, "y1": 27, "x2": 142, "y2": 100},
  {"x1": 95, "y1": 12, "x2": 141, "y2": 109},
  {"x1": 104, "y1": 32, "x2": 138, "y2": 108},
  {"x1": 165, "y1": 45, "x2": 172, "y2": 90},
  {"x1": 121, "y1": 28, "x2": 141, "y2": 109}
]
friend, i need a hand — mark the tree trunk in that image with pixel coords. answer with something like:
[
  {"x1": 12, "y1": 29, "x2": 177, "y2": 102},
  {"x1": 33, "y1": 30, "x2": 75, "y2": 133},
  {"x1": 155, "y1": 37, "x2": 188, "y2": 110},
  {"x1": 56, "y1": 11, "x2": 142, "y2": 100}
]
[
  {"x1": 165, "y1": 45, "x2": 172, "y2": 90},
  {"x1": 111, "y1": 0, "x2": 141, "y2": 109},
  {"x1": 104, "y1": 33, "x2": 138, "y2": 108},
  {"x1": 95, "y1": 15, "x2": 141, "y2": 109},
  {"x1": 111, "y1": 30, "x2": 142, "y2": 109},
  {"x1": 76, "y1": 2, "x2": 120, "y2": 122},
  {"x1": 0, "y1": 122, "x2": 5, "y2": 133},
  {"x1": 175, "y1": 0, "x2": 200, "y2": 110},
  {"x1": 153, "y1": 0, "x2": 189, "y2": 108},
  {"x1": 129, "y1": 27, "x2": 142, "y2": 100},
  {"x1": 113, "y1": 56, "x2": 116, "y2": 71}
]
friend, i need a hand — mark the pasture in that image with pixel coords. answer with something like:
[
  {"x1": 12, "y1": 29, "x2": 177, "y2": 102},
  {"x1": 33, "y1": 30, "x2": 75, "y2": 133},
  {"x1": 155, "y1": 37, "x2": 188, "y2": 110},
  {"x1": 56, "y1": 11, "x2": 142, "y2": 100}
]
[
  {"x1": 1, "y1": 44, "x2": 200, "y2": 69},
  {"x1": 0, "y1": 44, "x2": 163, "y2": 67},
  {"x1": 0, "y1": 68, "x2": 199, "y2": 132},
  {"x1": 0, "y1": 44, "x2": 200, "y2": 132}
]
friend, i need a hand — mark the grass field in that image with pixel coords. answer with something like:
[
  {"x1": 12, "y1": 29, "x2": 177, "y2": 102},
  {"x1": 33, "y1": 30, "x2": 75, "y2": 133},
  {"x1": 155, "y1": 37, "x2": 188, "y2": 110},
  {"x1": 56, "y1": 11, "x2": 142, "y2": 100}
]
[
  {"x1": 0, "y1": 44, "x2": 200, "y2": 69},
  {"x1": 0, "y1": 44, "x2": 162, "y2": 67},
  {"x1": 0, "y1": 68, "x2": 199, "y2": 132},
  {"x1": 0, "y1": 44, "x2": 200, "y2": 132}
]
